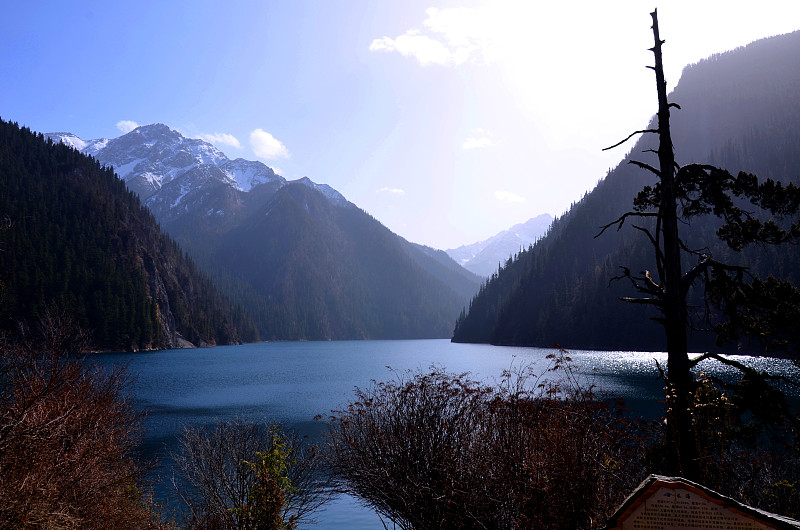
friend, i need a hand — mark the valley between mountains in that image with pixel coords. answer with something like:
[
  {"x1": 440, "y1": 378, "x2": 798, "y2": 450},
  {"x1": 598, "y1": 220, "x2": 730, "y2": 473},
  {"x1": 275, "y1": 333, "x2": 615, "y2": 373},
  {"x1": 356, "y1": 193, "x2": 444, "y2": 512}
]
[{"x1": 44, "y1": 124, "x2": 485, "y2": 343}]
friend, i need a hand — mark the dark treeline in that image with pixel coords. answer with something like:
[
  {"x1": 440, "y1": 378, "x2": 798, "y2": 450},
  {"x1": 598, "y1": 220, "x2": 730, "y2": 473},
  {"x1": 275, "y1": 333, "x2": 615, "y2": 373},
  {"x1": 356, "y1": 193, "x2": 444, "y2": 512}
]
[
  {"x1": 0, "y1": 119, "x2": 257, "y2": 351},
  {"x1": 454, "y1": 30, "x2": 800, "y2": 352}
]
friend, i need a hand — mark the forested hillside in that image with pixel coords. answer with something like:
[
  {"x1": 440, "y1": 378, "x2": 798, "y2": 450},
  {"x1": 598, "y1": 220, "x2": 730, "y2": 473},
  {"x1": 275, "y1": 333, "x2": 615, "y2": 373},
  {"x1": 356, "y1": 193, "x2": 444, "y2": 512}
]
[
  {"x1": 172, "y1": 182, "x2": 481, "y2": 340},
  {"x1": 453, "y1": 30, "x2": 800, "y2": 351},
  {"x1": 0, "y1": 119, "x2": 257, "y2": 350}
]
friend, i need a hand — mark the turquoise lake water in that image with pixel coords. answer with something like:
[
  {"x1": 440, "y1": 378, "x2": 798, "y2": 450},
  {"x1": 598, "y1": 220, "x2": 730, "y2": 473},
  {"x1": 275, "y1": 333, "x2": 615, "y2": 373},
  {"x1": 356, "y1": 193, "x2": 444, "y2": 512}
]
[{"x1": 93, "y1": 339, "x2": 798, "y2": 528}]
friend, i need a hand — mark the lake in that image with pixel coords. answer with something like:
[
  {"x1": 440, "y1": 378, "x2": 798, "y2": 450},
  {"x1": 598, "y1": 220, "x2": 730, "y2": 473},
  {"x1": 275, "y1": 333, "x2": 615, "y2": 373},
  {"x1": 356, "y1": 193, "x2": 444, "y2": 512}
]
[{"x1": 92, "y1": 339, "x2": 799, "y2": 528}]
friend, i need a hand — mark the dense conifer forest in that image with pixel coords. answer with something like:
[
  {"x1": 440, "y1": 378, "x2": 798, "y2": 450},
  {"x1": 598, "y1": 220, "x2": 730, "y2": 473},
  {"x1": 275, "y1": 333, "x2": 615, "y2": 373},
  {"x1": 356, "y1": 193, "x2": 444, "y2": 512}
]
[
  {"x1": 453, "y1": 30, "x2": 800, "y2": 352},
  {"x1": 0, "y1": 119, "x2": 257, "y2": 351}
]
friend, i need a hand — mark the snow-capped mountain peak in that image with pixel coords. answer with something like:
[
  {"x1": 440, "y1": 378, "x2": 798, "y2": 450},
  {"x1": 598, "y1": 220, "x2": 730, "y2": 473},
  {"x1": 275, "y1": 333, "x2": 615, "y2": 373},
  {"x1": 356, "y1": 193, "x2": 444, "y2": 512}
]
[
  {"x1": 47, "y1": 124, "x2": 342, "y2": 199},
  {"x1": 90, "y1": 124, "x2": 231, "y2": 195},
  {"x1": 221, "y1": 158, "x2": 280, "y2": 193},
  {"x1": 46, "y1": 123, "x2": 351, "y2": 235},
  {"x1": 446, "y1": 214, "x2": 554, "y2": 277}
]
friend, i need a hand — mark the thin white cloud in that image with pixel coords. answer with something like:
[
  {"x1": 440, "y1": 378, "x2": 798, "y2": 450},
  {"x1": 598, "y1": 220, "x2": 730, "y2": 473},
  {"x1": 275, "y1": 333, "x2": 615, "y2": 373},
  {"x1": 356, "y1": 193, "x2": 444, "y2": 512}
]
[
  {"x1": 462, "y1": 129, "x2": 493, "y2": 150},
  {"x1": 377, "y1": 187, "x2": 406, "y2": 196},
  {"x1": 495, "y1": 190, "x2": 526, "y2": 204},
  {"x1": 250, "y1": 128, "x2": 289, "y2": 160},
  {"x1": 198, "y1": 132, "x2": 242, "y2": 149},
  {"x1": 370, "y1": 31, "x2": 455, "y2": 66},
  {"x1": 462, "y1": 137, "x2": 493, "y2": 150},
  {"x1": 116, "y1": 120, "x2": 139, "y2": 133},
  {"x1": 369, "y1": 7, "x2": 486, "y2": 66}
]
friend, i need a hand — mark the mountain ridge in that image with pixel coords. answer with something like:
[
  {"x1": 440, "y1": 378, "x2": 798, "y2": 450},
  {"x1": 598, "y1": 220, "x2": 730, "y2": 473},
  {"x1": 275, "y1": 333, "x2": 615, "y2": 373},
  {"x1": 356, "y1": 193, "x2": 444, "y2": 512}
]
[{"x1": 48, "y1": 124, "x2": 481, "y2": 340}]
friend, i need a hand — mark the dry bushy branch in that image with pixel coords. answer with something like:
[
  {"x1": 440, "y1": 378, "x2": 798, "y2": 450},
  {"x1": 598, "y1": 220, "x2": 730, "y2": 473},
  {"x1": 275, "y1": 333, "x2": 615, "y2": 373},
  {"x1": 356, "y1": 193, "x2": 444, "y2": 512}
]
[
  {"x1": 0, "y1": 306, "x2": 164, "y2": 529},
  {"x1": 324, "y1": 356, "x2": 652, "y2": 529}
]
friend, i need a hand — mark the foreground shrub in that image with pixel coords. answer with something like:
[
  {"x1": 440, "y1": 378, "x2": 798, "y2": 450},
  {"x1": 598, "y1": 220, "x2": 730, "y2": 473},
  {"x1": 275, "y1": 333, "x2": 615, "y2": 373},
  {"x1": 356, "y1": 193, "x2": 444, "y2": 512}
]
[
  {"x1": 0, "y1": 307, "x2": 162, "y2": 529},
  {"x1": 324, "y1": 354, "x2": 652, "y2": 529},
  {"x1": 172, "y1": 418, "x2": 332, "y2": 529}
]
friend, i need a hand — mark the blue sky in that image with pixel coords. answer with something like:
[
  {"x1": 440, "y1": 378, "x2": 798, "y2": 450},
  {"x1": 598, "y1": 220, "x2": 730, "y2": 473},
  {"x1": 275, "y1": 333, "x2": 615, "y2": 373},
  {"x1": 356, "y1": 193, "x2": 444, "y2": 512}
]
[{"x1": 2, "y1": 1, "x2": 799, "y2": 249}]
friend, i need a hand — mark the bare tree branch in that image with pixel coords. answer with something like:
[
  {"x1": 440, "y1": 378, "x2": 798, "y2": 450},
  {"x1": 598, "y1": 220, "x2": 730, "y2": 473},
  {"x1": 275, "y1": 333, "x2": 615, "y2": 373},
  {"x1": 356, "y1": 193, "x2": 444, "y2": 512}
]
[
  {"x1": 595, "y1": 212, "x2": 658, "y2": 238},
  {"x1": 682, "y1": 255, "x2": 749, "y2": 299},
  {"x1": 619, "y1": 296, "x2": 660, "y2": 305},
  {"x1": 628, "y1": 159, "x2": 661, "y2": 176},
  {"x1": 602, "y1": 129, "x2": 659, "y2": 151}
]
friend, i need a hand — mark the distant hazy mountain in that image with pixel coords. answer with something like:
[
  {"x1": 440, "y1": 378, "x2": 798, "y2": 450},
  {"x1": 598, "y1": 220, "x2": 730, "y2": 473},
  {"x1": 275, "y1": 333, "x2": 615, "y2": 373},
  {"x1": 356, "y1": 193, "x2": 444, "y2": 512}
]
[
  {"x1": 1, "y1": 119, "x2": 256, "y2": 351},
  {"x1": 446, "y1": 214, "x2": 553, "y2": 277},
  {"x1": 48, "y1": 125, "x2": 481, "y2": 340},
  {"x1": 453, "y1": 30, "x2": 800, "y2": 351}
]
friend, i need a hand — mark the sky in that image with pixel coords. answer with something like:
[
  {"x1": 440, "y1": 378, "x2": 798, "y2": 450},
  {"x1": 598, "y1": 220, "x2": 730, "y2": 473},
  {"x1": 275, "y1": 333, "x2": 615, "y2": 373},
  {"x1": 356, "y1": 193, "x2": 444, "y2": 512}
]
[{"x1": 2, "y1": 1, "x2": 799, "y2": 250}]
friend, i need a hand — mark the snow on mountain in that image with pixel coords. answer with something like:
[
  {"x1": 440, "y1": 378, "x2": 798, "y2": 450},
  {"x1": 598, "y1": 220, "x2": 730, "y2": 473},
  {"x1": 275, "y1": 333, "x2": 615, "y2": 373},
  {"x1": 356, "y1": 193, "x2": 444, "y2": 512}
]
[
  {"x1": 294, "y1": 177, "x2": 348, "y2": 206},
  {"x1": 221, "y1": 158, "x2": 280, "y2": 192},
  {"x1": 446, "y1": 214, "x2": 553, "y2": 277},
  {"x1": 47, "y1": 132, "x2": 108, "y2": 156},
  {"x1": 86, "y1": 124, "x2": 232, "y2": 198},
  {"x1": 145, "y1": 164, "x2": 233, "y2": 213},
  {"x1": 46, "y1": 124, "x2": 347, "y2": 208}
]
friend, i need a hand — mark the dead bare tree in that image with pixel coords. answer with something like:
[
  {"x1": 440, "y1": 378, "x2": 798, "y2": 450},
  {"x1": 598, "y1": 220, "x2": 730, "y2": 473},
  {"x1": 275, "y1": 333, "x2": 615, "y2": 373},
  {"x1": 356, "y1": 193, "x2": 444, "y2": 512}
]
[{"x1": 599, "y1": 9, "x2": 800, "y2": 482}]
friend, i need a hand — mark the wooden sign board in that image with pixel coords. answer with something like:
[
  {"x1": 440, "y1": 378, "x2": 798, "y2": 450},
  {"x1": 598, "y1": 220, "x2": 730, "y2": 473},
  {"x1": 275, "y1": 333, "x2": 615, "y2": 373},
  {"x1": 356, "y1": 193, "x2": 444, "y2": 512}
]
[{"x1": 606, "y1": 475, "x2": 800, "y2": 530}]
